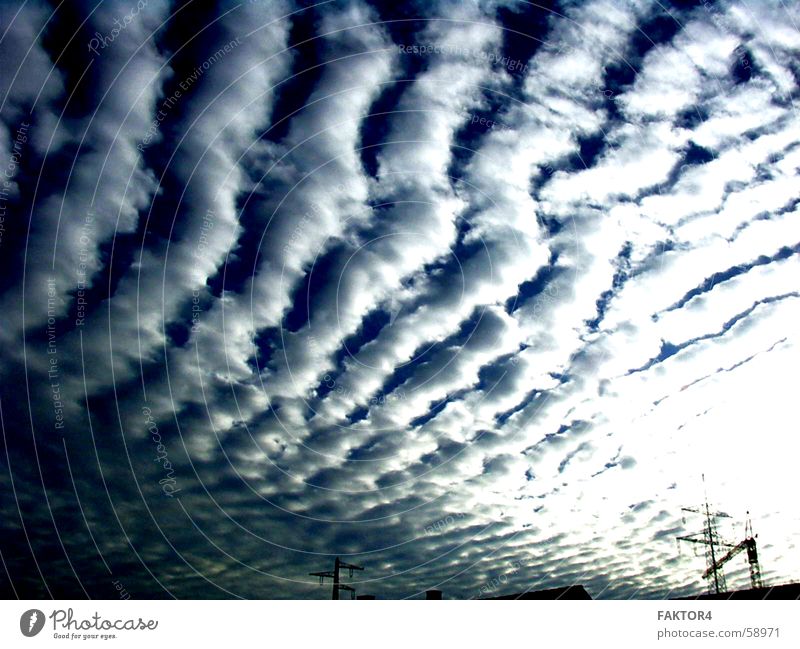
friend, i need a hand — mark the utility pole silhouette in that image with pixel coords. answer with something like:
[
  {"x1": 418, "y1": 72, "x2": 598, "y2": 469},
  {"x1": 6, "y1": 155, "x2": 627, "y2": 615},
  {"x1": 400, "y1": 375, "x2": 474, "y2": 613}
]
[
  {"x1": 677, "y1": 475, "x2": 731, "y2": 594},
  {"x1": 677, "y1": 499, "x2": 731, "y2": 593},
  {"x1": 310, "y1": 557, "x2": 364, "y2": 600}
]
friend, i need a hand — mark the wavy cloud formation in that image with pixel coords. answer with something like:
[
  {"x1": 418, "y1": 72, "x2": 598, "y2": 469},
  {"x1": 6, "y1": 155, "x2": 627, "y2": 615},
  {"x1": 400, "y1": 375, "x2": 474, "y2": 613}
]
[{"x1": 1, "y1": 0, "x2": 798, "y2": 599}]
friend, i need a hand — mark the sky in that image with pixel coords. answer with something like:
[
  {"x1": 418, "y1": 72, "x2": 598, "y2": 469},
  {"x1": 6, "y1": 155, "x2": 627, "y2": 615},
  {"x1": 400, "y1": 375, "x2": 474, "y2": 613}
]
[{"x1": 0, "y1": 0, "x2": 798, "y2": 600}]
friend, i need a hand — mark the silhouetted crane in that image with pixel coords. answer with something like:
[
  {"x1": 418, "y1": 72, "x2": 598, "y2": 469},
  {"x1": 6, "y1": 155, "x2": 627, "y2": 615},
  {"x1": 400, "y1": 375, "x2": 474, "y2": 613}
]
[
  {"x1": 701, "y1": 513, "x2": 763, "y2": 590},
  {"x1": 677, "y1": 478, "x2": 764, "y2": 594}
]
